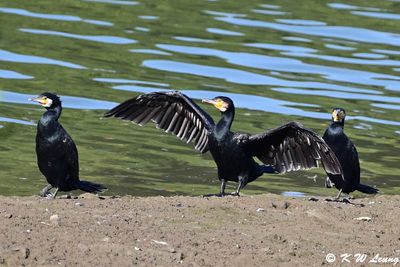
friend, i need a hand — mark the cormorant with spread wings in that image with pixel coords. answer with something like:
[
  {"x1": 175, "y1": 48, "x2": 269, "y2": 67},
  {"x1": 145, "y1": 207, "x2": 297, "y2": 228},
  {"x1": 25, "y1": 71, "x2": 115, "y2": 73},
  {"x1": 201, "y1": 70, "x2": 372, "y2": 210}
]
[{"x1": 105, "y1": 91, "x2": 342, "y2": 196}]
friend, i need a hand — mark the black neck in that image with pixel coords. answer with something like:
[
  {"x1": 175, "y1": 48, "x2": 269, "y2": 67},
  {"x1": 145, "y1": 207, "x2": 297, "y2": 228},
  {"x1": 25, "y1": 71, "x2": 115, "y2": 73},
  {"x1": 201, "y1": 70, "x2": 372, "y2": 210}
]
[
  {"x1": 215, "y1": 106, "x2": 235, "y2": 136},
  {"x1": 41, "y1": 105, "x2": 62, "y2": 124},
  {"x1": 330, "y1": 120, "x2": 344, "y2": 128}
]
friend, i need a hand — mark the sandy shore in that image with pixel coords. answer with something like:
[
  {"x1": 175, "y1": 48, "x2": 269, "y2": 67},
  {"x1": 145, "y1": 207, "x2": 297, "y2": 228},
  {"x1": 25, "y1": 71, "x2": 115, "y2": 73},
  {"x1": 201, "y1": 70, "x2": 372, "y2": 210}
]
[{"x1": 0, "y1": 193, "x2": 398, "y2": 266}]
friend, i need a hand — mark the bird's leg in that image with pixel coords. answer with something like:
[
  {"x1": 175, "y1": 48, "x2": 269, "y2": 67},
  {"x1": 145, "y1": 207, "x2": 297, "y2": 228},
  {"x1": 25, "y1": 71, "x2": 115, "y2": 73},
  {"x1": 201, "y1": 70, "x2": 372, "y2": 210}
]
[
  {"x1": 219, "y1": 179, "x2": 226, "y2": 196},
  {"x1": 325, "y1": 177, "x2": 334, "y2": 188},
  {"x1": 231, "y1": 177, "x2": 245, "y2": 197},
  {"x1": 203, "y1": 179, "x2": 226, "y2": 197},
  {"x1": 39, "y1": 184, "x2": 53, "y2": 197},
  {"x1": 335, "y1": 189, "x2": 343, "y2": 200},
  {"x1": 45, "y1": 188, "x2": 59, "y2": 199}
]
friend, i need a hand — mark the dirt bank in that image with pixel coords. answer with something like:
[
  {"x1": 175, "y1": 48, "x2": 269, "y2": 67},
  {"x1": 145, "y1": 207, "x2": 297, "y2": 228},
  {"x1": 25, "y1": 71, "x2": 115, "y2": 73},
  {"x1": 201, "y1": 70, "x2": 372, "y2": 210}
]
[{"x1": 0, "y1": 194, "x2": 398, "y2": 266}]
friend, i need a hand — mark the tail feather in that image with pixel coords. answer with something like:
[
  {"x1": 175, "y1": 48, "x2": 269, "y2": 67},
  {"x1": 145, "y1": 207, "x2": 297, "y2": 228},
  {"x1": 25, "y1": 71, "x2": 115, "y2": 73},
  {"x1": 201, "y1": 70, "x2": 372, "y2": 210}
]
[
  {"x1": 357, "y1": 183, "x2": 379, "y2": 194},
  {"x1": 77, "y1": 180, "x2": 107, "y2": 194}
]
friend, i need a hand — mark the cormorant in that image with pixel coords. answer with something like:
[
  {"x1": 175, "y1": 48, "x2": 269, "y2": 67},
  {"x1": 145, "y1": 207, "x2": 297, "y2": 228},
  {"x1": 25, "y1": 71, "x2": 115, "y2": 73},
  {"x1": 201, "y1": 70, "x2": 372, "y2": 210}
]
[
  {"x1": 105, "y1": 91, "x2": 343, "y2": 196},
  {"x1": 30, "y1": 92, "x2": 107, "y2": 198},
  {"x1": 323, "y1": 108, "x2": 378, "y2": 199}
]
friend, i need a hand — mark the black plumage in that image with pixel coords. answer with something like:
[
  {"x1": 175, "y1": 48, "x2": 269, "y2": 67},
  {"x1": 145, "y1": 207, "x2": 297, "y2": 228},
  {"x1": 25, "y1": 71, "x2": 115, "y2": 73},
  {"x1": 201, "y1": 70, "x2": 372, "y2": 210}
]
[
  {"x1": 322, "y1": 108, "x2": 378, "y2": 198},
  {"x1": 105, "y1": 91, "x2": 343, "y2": 196},
  {"x1": 30, "y1": 92, "x2": 107, "y2": 198}
]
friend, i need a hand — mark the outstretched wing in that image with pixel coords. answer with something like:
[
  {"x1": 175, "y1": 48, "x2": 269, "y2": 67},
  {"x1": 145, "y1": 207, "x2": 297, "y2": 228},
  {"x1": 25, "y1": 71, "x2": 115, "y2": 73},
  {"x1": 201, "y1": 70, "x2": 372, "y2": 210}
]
[
  {"x1": 105, "y1": 91, "x2": 215, "y2": 153},
  {"x1": 248, "y1": 122, "x2": 342, "y2": 175}
]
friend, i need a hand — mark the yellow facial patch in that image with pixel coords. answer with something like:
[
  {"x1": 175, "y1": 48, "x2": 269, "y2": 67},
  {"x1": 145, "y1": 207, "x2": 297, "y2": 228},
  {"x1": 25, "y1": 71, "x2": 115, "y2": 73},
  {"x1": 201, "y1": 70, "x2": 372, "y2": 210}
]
[
  {"x1": 214, "y1": 99, "x2": 228, "y2": 112},
  {"x1": 332, "y1": 110, "x2": 345, "y2": 121},
  {"x1": 39, "y1": 97, "x2": 48, "y2": 106}
]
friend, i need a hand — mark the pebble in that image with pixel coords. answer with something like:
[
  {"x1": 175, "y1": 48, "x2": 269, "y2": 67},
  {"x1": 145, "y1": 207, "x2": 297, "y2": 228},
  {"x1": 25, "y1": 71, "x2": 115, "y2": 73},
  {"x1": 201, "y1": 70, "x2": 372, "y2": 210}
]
[
  {"x1": 50, "y1": 214, "x2": 60, "y2": 226},
  {"x1": 256, "y1": 208, "x2": 265, "y2": 212},
  {"x1": 354, "y1": 216, "x2": 372, "y2": 221}
]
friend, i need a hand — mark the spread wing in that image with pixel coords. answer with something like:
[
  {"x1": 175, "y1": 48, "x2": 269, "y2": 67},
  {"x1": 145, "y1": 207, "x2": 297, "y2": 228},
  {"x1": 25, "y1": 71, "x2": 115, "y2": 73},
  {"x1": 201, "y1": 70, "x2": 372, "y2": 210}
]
[
  {"x1": 104, "y1": 91, "x2": 215, "y2": 153},
  {"x1": 248, "y1": 122, "x2": 342, "y2": 175}
]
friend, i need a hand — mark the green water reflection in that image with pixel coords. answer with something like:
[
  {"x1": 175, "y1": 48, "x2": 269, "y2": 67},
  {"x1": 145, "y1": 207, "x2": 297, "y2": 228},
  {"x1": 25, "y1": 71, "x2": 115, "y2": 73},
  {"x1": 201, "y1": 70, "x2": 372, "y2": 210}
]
[{"x1": 0, "y1": 0, "x2": 399, "y2": 196}]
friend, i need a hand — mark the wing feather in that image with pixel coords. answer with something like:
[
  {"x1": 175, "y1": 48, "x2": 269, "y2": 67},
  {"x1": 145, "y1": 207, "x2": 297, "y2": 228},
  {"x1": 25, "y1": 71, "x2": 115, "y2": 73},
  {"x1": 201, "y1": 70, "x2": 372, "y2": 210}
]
[
  {"x1": 248, "y1": 122, "x2": 342, "y2": 176},
  {"x1": 105, "y1": 91, "x2": 215, "y2": 153}
]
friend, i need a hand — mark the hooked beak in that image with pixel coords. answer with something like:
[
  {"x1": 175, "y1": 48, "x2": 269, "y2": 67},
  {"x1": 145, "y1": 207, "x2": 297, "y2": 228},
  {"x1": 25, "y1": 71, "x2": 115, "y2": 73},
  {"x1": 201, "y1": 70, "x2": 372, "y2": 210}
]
[
  {"x1": 202, "y1": 99, "x2": 217, "y2": 105},
  {"x1": 29, "y1": 96, "x2": 46, "y2": 106}
]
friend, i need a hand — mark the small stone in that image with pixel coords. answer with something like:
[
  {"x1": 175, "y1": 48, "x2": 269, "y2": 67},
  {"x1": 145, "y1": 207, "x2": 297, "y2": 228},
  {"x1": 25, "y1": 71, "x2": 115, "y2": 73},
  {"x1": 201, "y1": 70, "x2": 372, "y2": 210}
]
[
  {"x1": 50, "y1": 214, "x2": 60, "y2": 226},
  {"x1": 177, "y1": 252, "x2": 184, "y2": 260},
  {"x1": 134, "y1": 246, "x2": 141, "y2": 251},
  {"x1": 23, "y1": 248, "x2": 30, "y2": 259},
  {"x1": 308, "y1": 197, "x2": 319, "y2": 202},
  {"x1": 354, "y1": 216, "x2": 372, "y2": 222},
  {"x1": 4, "y1": 213, "x2": 12, "y2": 218},
  {"x1": 102, "y1": 237, "x2": 110, "y2": 242},
  {"x1": 75, "y1": 202, "x2": 83, "y2": 207},
  {"x1": 283, "y1": 202, "x2": 290, "y2": 209},
  {"x1": 256, "y1": 208, "x2": 265, "y2": 212}
]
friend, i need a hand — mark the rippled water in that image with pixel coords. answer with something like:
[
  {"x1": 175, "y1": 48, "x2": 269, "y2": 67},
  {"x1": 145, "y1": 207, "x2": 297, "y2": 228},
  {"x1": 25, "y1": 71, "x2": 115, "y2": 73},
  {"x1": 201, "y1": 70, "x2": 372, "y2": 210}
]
[{"x1": 1, "y1": 0, "x2": 399, "y2": 196}]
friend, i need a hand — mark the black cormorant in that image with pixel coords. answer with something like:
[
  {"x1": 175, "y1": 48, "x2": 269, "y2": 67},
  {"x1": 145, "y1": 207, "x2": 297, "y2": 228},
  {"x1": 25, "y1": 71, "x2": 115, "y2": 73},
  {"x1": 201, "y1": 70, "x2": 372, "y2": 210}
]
[
  {"x1": 105, "y1": 91, "x2": 342, "y2": 196},
  {"x1": 323, "y1": 108, "x2": 378, "y2": 199},
  {"x1": 30, "y1": 92, "x2": 107, "y2": 198}
]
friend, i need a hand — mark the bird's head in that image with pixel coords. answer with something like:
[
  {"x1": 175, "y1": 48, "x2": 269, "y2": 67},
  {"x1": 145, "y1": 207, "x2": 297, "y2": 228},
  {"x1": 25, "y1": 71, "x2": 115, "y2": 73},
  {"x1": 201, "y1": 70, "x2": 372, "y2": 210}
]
[
  {"x1": 29, "y1": 92, "x2": 61, "y2": 109},
  {"x1": 202, "y1": 96, "x2": 234, "y2": 113},
  {"x1": 331, "y1": 108, "x2": 346, "y2": 123}
]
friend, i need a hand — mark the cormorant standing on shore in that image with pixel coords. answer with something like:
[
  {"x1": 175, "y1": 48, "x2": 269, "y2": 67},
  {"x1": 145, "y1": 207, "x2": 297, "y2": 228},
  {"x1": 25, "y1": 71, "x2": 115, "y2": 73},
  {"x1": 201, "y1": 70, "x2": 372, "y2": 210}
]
[
  {"x1": 323, "y1": 108, "x2": 378, "y2": 199},
  {"x1": 30, "y1": 92, "x2": 107, "y2": 198},
  {"x1": 105, "y1": 91, "x2": 343, "y2": 196}
]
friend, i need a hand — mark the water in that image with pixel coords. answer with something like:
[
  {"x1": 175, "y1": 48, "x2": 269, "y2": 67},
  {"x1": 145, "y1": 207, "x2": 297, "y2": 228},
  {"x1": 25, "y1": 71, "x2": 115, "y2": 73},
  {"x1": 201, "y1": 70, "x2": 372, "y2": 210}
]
[{"x1": 0, "y1": 0, "x2": 399, "y2": 197}]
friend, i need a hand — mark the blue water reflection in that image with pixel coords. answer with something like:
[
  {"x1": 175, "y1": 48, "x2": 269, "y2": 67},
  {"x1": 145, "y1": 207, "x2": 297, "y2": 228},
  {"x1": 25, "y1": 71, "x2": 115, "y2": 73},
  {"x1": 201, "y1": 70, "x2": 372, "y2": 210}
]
[
  {"x1": 281, "y1": 191, "x2": 306, "y2": 197},
  {"x1": 213, "y1": 14, "x2": 400, "y2": 47},
  {"x1": 207, "y1": 28, "x2": 244, "y2": 36},
  {"x1": 0, "y1": 7, "x2": 113, "y2": 26},
  {"x1": 352, "y1": 11, "x2": 400, "y2": 20},
  {"x1": 154, "y1": 44, "x2": 395, "y2": 91},
  {"x1": 252, "y1": 9, "x2": 287, "y2": 16},
  {"x1": 0, "y1": 117, "x2": 34, "y2": 126},
  {"x1": 110, "y1": 85, "x2": 328, "y2": 119},
  {"x1": 173, "y1": 36, "x2": 215, "y2": 43},
  {"x1": 108, "y1": 85, "x2": 400, "y2": 126},
  {"x1": 20, "y1": 29, "x2": 137, "y2": 44},
  {"x1": 93, "y1": 77, "x2": 169, "y2": 87},
  {"x1": 82, "y1": 0, "x2": 139, "y2": 5},
  {"x1": 129, "y1": 49, "x2": 171, "y2": 55},
  {"x1": 0, "y1": 90, "x2": 117, "y2": 110},
  {"x1": 0, "y1": 49, "x2": 85, "y2": 69},
  {"x1": 0, "y1": 70, "x2": 33, "y2": 79},
  {"x1": 327, "y1": 3, "x2": 381, "y2": 11}
]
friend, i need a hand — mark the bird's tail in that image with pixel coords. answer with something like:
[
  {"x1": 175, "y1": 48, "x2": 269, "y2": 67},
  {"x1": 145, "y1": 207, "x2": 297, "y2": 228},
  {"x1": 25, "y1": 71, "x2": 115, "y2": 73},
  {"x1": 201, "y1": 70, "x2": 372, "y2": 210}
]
[
  {"x1": 77, "y1": 180, "x2": 107, "y2": 194},
  {"x1": 357, "y1": 183, "x2": 379, "y2": 194}
]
